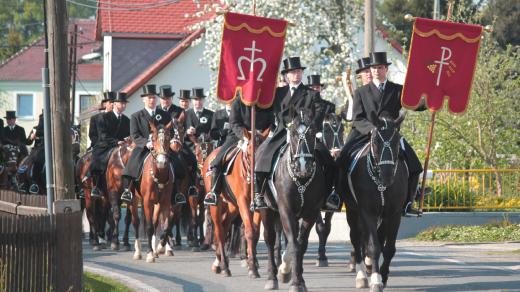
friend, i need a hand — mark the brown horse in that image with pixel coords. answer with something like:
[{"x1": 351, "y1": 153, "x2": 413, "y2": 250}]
[
  {"x1": 75, "y1": 150, "x2": 110, "y2": 249},
  {"x1": 202, "y1": 128, "x2": 269, "y2": 278},
  {"x1": 127, "y1": 121, "x2": 176, "y2": 263},
  {"x1": 16, "y1": 146, "x2": 45, "y2": 194},
  {"x1": 188, "y1": 133, "x2": 214, "y2": 250},
  {"x1": 0, "y1": 144, "x2": 25, "y2": 189}
]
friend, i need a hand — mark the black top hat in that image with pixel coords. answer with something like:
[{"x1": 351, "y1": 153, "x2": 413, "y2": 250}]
[
  {"x1": 307, "y1": 75, "x2": 324, "y2": 87},
  {"x1": 355, "y1": 57, "x2": 372, "y2": 74},
  {"x1": 159, "y1": 85, "x2": 175, "y2": 99},
  {"x1": 113, "y1": 92, "x2": 128, "y2": 103},
  {"x1": 4, "y1": 111, "x2": 16, "y2": 119},
  {"x1": 281, "y1": 57, "x2": 306, "y2": 74},
  {"x1": 178, "y1": 89, "x2": 191, "y2": 100},
  {"x1": 141, "y1": 84, "x2": 158, "y2": 97},
  {"x1": 102, "y1": 91, "x2": 116, "y2": 102},
  {"x1": 191, "y1": 87, "x2": 206, "y2": 99},
  {"x1": 369, "y1": 52, "x2": 392, "y2": 67}
]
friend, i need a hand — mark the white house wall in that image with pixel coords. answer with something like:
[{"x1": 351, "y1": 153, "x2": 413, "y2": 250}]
[
  {"x1": 125, "y1": 39, "x2": 210, "y2": 115},
  {"x1": 103, "y1": 35, "x2": 112, "y2": 91}
]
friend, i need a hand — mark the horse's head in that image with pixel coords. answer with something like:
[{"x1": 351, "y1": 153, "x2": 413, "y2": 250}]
[
  {"x1": 368, "y1": 111, "x2": 406, "y2": 186},
  {"x1": 323, "y1": 112, "x2": 345, "y2": 157},
  {"x1": 71, "y1": 125, "x2": 81, "y2": 156},
  {"x1": 170, "y1": 112, "x2": 185, "y2": 153},
  {"x1": 1, "y1": 144, "x2": 21, "y2": 172},
  {"x1": 287, "y1": 107, "x2": 318, "y2": 177},
  {"x1": 149, "y1": 121, "x2": 172, "y2": 169},
  {"x1": 189, "y1": 132, "x2": 214, "y2": 168}
]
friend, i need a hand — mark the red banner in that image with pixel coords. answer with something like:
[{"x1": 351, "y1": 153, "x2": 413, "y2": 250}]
[
  {"x1": 402, "y1": 18, "x2": 483, "y2": 114},
  {"x1": 217, "y1": 12, "x2": 287, "y2": 108}
]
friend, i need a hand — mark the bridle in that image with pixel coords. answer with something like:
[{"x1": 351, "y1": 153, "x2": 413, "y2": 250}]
[
  {"x1": 149, "y1": 127, "x2": 173, "y2": 192},
  {"x1": 322, "y1": 118, "x2": 344, "y2": 150}
]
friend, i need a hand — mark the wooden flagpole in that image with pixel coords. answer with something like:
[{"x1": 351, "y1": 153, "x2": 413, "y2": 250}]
[{"x1": 250, "y1": 0, "x2": 257, "y2": 207}]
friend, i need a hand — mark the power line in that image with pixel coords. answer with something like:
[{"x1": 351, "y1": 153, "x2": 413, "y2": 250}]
[
  {"x1": 66, "y1": 0, "x2": 180, "y2": 11},
  {"x1": 82, "y1": 0, "x2": 180, "y2": 7}
]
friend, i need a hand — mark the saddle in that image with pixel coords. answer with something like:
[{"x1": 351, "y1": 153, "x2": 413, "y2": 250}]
[{"x1": 222, "y1": 146, "x2": 241, "y2": 175}]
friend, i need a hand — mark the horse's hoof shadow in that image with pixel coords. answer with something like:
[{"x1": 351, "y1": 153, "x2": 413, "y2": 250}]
[
  {"x1": 315, "y1": 259, "x2": 328, "y2": 267},
  {"x1": 264, "y1": 279, "x2": 278, "y2": 290},
  {"x1": 248, "y1": 269, "x2": 260, "y2": 279},
  {"x1": 211, "y1": 265, "x2": 221, "y2": 274},
  {"x1": 277, "y1": 272, "x2": 291, "y2": 284},
  {"x1": 289, "y1": 284, "x2": 307, "y2": 292}
]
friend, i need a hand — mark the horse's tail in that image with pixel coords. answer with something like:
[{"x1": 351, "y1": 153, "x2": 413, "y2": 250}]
[{"x1": 226, "y1": 217, "x2": 243, "y2": 258}]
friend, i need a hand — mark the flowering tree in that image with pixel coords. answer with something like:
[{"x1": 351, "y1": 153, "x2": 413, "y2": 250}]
[{"x1": 190, "y1": 0, "x2": 363, "y2": 109}]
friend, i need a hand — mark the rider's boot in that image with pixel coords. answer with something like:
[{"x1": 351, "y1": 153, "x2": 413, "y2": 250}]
[
  {"x1": 403, "y1": 173, "x2": 422, "y2": 216},
  {"x1": 203, "y1": 167, "x2": 220, "y2": 206},
  {"x1": 120, "y1": 176, "x2": 133, "y2": 203},
  {"x1": 91, "y1": 173, "x2": 102, "y2": 198},
  {"x1": 253, "y1": 172, "x2": 268, "y2": 211}
]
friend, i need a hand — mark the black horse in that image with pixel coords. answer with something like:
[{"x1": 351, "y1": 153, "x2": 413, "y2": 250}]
[
  {"x1": 339, "y1": 112, "x2": 407, "y2": 291},
  {"x1": 261, "y1": 108, "x2": 328, "y2": 292},
  {"x1": 315, "y1": 112, "x2": 345, "y2": 267}
]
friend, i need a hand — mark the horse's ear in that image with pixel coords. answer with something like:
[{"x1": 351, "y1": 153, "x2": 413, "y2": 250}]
[
  {"x1": 178, "y1": 111, "x2": 185, "y2": 125},
  {"x1": 149, "y1": 121, "x2": 156, "y2": 133},
  {"x1": 243, "y1": 128, "x2": 250, "y2": 140},
  {"x1": 261, "y1": 127, "x2": 270, "y2": 139},
  {"x1": 165, "y1": 120, "x2": 173, "y2": 130},
  {"x1": 395, "y1": 110, "x2": 406, "y2": 126}
]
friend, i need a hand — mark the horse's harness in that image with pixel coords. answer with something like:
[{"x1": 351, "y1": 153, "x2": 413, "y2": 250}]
[
  {"x1": 322, "y1": 119, "x2": 344, "y2": 150},
  {"x1": 366, "y1": 120, "x2": 400, "y2": 207},
  {"x1": 286, "y1": 118, "x2": 317, "y2": 209},
  {"x1": 149, "y1": 127, "x2": 173, "y2": 192}
]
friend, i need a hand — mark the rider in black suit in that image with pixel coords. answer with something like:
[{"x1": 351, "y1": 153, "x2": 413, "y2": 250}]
[
  {"x1": 89, "y1": 92, "x2": 115, "y2": 149},
  {"x1": 120, "y1": 84, "x2": 172, "y2": 202},
  {"x1": 185, "y1": 88, "x2": 214, "y2": 151},
  {"x1": 204, "y1": 97, "x2": 274, "y2": 206},
  {"x1": 336, "y1": 52, "x2": 426, "y2": 216},
  {"x1": 90, "y1": 92, "x2": 130, "y2": 198},
  {"x1": 254, "y1": 57, "x2": 336, "y2": 210},
  {"x1": 210, "y1": 104, "x2": 231, "y2": 147},
  {"x1": 1, "y1": 111, "x2": 28, "y2": 157}
]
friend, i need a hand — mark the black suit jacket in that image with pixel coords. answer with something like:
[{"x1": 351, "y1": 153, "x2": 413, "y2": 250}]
[
  {"x1": 157, "y1": 104, "x2": 184, "y2": 120},
  {"x1": 97, "y1": 112, "x2": 130, "y2": 148},
  {"x1": 130, "y1": 108, "x2": 172, "y2": 148},
  {"x1": 185, "y1": 108, "x2": 214, "y2": 137},
  {"x1": 2, "y1": 125, "x2": 26, "y2": 146},
  {"x1": 89, "y1": 112, "x2": 104, "y2": 148},
  {"x1": 229, "y1": 98, "x2": 274, "y2": 140},
  {"x1": 210, "y1": 108, "x2": 230, "y2": 145}
]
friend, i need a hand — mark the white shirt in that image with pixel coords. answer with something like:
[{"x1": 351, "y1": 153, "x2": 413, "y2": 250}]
[
  {"x1": 289, "y1": 82, "x2": 302, "y2": 96},
  {"x1": 144, "y1": 107, "x2": 154, "y2": 116},
  {"x1": 372, "y1": 79, "x2": 388, "y2": 91},
  {"x1": 113, "y1": 110, "x2": 122, "y2": 119}
]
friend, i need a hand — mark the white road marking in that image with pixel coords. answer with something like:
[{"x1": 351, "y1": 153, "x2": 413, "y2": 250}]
[
  {"x1": 401, "y1": 251, "x2": 465, "y2": 265},
  {"x1": 84, "y1": 264, "x2": 161, "y2": 292}
]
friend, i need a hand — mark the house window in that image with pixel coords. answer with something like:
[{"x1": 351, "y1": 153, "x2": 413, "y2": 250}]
[
  {"x1": 17, "y1": 94, "x2": 33, "y2": 118},
  {"x1": 80, "y1": 94, "x2": 97, "y2": 113}
]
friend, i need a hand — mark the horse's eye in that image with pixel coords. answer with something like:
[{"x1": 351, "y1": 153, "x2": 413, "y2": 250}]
[{"x1": 297, "y1": 124, "x2": 307, "y2": 134}]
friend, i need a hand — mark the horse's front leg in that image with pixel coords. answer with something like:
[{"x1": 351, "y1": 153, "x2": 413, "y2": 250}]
[
  {"x1": 315, "y1": 211, "x2": 333, "y2": 267},
  {"x1": 210, "y1": 203, "x2": 231, "y2": 276},
  {"x1": 109, "y1": 197, "x2": 121, "y2": 250},
  {"x1": 278, "y1": 206, "x2": 303, "y2": 291},
  {"x1": 144, "y1": 198, "x2": 156, "y2": 263},
  {"x1": 361, "y1": 210, "x2": 383, "y2": 292},
  {"x1": 238, "y1": 198, "x2": 260, "y2": 279},
  {"x1": 122, "y1": 206, "x2": 132, "y2": 251},
  {"x1": 347, "y1": 208, "x2": 368, "y2": 288},
  {"x1": 261, "y1": 208, "x2": 279, "y2": 290},
  {"x1": 380, "y1": 212, "x2": 401, "y2": 288},
  {"x1": 129, "y1": 199, "x2": 142, "y2": 260}
]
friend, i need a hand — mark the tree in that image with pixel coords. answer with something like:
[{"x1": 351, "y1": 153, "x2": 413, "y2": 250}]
[
  {"x1": 190, "y1": 0, "x2": 363, "y2": 109},
  {"x1": 481, "y1": 0, "x2": 520, "y2": 47}
]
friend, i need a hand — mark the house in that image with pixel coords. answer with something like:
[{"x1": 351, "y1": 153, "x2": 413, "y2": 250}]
[
  {"x1": 94, "y1": 0, "x2": 214, "y2": 115},
  {"x1": 0, "y1": 19, "x2": 103, "y2": 135}
]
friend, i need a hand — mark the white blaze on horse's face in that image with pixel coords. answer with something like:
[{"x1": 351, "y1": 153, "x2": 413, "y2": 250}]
[{"x1": 156, "y1": 128, "x2": 167, "y2": 168}]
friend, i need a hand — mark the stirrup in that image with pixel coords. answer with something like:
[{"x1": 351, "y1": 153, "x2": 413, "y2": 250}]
[
  {"x1": 29, "y1": 184, "x2": 40, "y2": 194},
  {"x1": 120, "y1": 189, "x2": 133, "y2": 203},
  {"x1": 204, "y1": 192, "x2": 217, "y2": 206},
  {"x1": 91, "y1": 187, "x2": 102, "y2": 198},
  {"x1": 323, "y1": 192, "x2": 341, "y2": 212},
  {"x1": 253, "y1": 194, "x2": 268, "y2": 210},
  {"x1": 403, "y1": 202, "x2": 422, "y2": 217},
  {"x1": 175, "y1": 193, "x2": 187, "y2": 204}
]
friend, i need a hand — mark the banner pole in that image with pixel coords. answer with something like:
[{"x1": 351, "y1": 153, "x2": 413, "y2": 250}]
[
  {"x1": 418, "y1": 0, "x2": 454, "y2": 213},
  {"x1": 250, "y1": 0, "x2": 257, "y2": 209}
]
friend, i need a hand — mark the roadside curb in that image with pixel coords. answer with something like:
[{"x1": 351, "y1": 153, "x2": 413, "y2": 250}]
[{"x1": 84, "y1": 264, "x2": 160, "y2": 292}]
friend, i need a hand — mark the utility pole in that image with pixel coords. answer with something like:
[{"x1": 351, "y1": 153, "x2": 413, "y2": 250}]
[
  {"x1": 46, "y1": 0, "x2": 76, "y2": 205},
  {"x1": 70, "y1": 24, "x2": 78, "y2": 124},
  {"x1": 364, "y1": 0, "x2": 375, "y2": 56}
]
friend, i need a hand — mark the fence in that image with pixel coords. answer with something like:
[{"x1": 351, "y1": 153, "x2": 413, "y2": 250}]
[
  {"x1": 423, "y1": 169, "x2": 520, "y2": 211},
  {"x1": 0, "y1": 190, "x2": 83, "y2": 292}
]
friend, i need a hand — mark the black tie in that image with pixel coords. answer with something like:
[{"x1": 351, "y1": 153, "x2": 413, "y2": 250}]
[
  {"x1": 291, "y1": 87, "x2": 296, "y2": 96},
  {"x1": 378, "y1": 83, "x2": 384, "y2": 93},
  {"x1": 151, "y1": 110, "x2": 155, "y2": 118},
  {"x1": 196, "y1": 111, "x2": 201, "y2": 119},
  {"x1": 117, "y1": 114, "x2": 121, "y2": 121}
]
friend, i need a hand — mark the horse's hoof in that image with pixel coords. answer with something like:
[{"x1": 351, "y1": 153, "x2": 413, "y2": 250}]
[
  {"x1": 191, "y1": 247, "x2": 200, "y2": 252},
  {"x1": 211, "y1": 265, "x2": 221, "y2": 274},
  {"x1": 153, "y1": 252, "x2": 159, "y2": 258},
  {"x1": 92, "y1": 245, "x2": 102, "y2": 251},
  {"x1": 346, "y1": 263, "x2": 355, "y2": 273},
  {"x1": 146, "y1": 253, "x2": 155, "y2": 263},
  {"x1": 356, "y1": 278, "x2": 369, "y2": 288},
  {"x1": 157, "y1": 245, "x2": 166, "y2": 254},
  {"x1": 264, "y1": 279, "x2": 279, "y2": 290},
  {"x1": 133, "y1": 253, "x2": 142, "y2": 260},
  {"x1": 123, "y1": 244, "x2": 131, "y2": 252},
  {"x1": 370, "y1": 284, "x2": 384, "y2": 292},
  {"x1": 289, "y1": 284, "x2": 307, "y2": 292},
  {"x1": 248, "y1": 269, "x2": 260, "y2": 279},
  {"x1": 111, "y1": 242, "x2": 119, "y2": 251},
  {"x1": 315, "y1": 259, "x2": 328, "y2": 267},
  {"x1": 278, "y1": 272, "x2": 291, "y2": 284},
  {"x1": 222, "y1": 269, "x2": 232, "y2": 277},
  {"x1": 240, "y1": 259, "x2": 248, "y2": 268},
  {"x1": 166, "y1": 250, "x2": 174, "y2": 256},
  {"x1": 200, "y1": 243, "x2": 210, "y2": 251}
]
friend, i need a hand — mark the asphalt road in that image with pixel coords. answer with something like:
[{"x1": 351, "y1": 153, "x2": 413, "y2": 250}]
[{"x1": 83, "y1": 238, "x2": 520, "y2": 292}]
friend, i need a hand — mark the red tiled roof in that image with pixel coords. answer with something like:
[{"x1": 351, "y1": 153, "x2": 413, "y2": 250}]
[
  {"x1": 0, "y1": 19, "x2": 102, "y2": 82},
  {"x1": 95, "y1": 0, "x2": 215, "y2": 40},
  {"x1": 121, "y1": 28, "x2": 204, "y2": 96},
  {"x1": 376, "y1": 27, "x2": 404, "y2": 55}
]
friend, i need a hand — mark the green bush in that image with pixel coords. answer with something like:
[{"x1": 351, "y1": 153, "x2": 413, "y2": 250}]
[{"x1": 416, "y1": 220, "x2": 520, "y2": 242}]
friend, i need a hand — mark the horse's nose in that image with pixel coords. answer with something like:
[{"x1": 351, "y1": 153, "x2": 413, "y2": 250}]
[{"x1": 156, "y1": 154, "x2": 167, "y2": 168}]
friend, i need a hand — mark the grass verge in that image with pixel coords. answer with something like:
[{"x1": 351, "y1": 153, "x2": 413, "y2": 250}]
[
  {"x1": 415, "y1": 219, "x2": 520, "y2": 242},
  {"x1": 83, "y1": 272, "x2": 132, "y2": 292}
]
